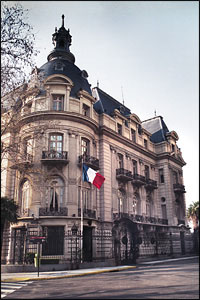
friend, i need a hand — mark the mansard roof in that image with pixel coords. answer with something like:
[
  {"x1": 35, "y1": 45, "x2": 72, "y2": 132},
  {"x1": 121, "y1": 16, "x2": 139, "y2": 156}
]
[
  {"x1": 93, "y1": 87, "x2": 131, "y2": 117},
  {"x1": 142, "y1": 116, "x2": 169, "y2": 143}
]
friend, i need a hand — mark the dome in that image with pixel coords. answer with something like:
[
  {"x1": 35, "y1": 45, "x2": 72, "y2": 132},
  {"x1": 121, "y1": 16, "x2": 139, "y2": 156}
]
[{"x1": 39, "y1": 58, "x2": 92, "y2": 98}]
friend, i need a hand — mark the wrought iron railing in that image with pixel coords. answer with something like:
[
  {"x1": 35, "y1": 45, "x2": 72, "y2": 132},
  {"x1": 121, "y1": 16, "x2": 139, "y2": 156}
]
[
  {"x1": 132, "y1": 173, "x2": 146, "y2": 185},
  {"x1": 173, "y1": 183, "x2": 186, "y2": 193},
  {"x1": 78, "y1": 154, "x2": 99, "y2": 170},
  {"x1": 113, "y1": 213, "x2": 168, "y2": 225},
  {"x1": 41, "y1": 150, "x2": 68, "y2": 160},
  {"x1": 116, "y1": 168, "x2": 133, "y2": 181},
  {"x1": 78, "y1": 208, "x2": 96, "y2": 219},
  {"x1": 178, "y1": 219, "x2": 186, "y2": 225},
  {"x1": 11, "y1": 153, "x2": 33, "y2": 169},
  {"x1": 145, "y1": 178, "x2": 158, "y2": 189},
  {"x1": 39, "y1": 207, "x2": 68, "y2": 216}
]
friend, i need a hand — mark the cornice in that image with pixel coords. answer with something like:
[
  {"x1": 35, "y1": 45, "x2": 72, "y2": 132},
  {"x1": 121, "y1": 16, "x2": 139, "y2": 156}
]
[
  {"x1": 99, "y1": 125, "x2": 157, "y2": 160},
  {"x1": 18, "y1": 111, "x2": 99, "y2": 133}
]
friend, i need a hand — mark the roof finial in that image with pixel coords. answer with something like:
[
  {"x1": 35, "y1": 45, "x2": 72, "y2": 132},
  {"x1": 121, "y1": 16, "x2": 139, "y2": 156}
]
[
  {"x1": 121, "y1": 86, "x2": 124, "y2": 106},
  {"x1": 62, "y1": 14, "x2": 65, "y2": 27},
  {"x1": 97, "y1": 80, "x2": 99, "y2": 88},
  {"x1": 154, "y1": 109, "x2": 157, "y2": 116}
]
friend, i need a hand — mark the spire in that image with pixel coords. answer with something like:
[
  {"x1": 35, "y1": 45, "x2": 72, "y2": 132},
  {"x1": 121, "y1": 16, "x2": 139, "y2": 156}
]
[
  {"x1": 47, "y1": 15, "x2": 75, "y2": 63},
  {"x1": 62, "y1": 14, "x2": 65, "y2": 27}
]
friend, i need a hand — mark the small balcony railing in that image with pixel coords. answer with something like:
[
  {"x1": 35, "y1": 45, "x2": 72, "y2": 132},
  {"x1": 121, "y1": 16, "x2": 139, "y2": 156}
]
[
  {"x1": 39, "y1": 207, "x2": 68, "y2": 216},
  {"x1": 78, "y1": 154, "x2": 99, "y2": 170},
  {"x1": 116, "y1": 168, "x2": 133, "y2": 181},
  {"x1": 132, "y1": 173, "x2": 146, "y2": 186},
  {"x1": 10, "y1": 153, "x2": 33, "y2": 169},
  {"x1": 173, "y1": 183, "x2": 186, "y2": 193},
  {"x1": 113, "y1": 213, "x2": 168, "y2": 225},
  {"x1": 78, "y1": 208, "x2": 96, "y2": 219},
  {"x1": 178, "y1": 219, "x2": 186, "y2": 225},
  {"x1": 145, "y1": 178, "x2": 158, "y2": 190},
  {"x1": 41, "y1": 151, "x2": 69, "y2": 164}
]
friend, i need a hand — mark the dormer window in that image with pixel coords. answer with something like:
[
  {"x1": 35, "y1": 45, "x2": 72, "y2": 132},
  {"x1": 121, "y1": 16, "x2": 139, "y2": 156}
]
[
  {"x1": 117, "y1": 123, "x2": 122, "y2": 135},
  {"x1": 52, "y1": 94, "x2": 64, "y2": 111},
  {"x1": 82, "y1": 104, "x2": 90, "y2": 117},
  {"x1": 172, "y1": 144, "x2": 175, "y2": 152},
  {"x1": 144, "y1": 139, "x2": 148, "y2": 149},
  {"x1": 131, "y1": 129, "x2": 136, "y2": 142}
]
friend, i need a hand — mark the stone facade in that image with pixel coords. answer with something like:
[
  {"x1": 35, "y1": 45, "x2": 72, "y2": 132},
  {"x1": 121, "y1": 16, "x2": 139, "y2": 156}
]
[{"x1": 1, "y1": 16, "x2": 193, "y2": 269}]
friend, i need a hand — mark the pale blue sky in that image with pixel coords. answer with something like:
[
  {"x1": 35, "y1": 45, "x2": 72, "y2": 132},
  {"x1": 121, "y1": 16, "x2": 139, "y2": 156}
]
[{"x1": 10, "y1": 1, "x2": 199, "y2": 208}]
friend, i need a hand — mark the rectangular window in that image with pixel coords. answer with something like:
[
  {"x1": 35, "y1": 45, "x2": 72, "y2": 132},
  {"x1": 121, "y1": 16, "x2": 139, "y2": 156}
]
[
  {"x1": 82, "y1": 104, "x2": 90, "y2": 117},
  {"x1": 118, "y1": 154, "x2": 123, "y2": 169},
  {"x1": 49, "y1": 134, "x2": 63, "y2": 153},
  {"x1": 144, "y1": 165, "x2": 149, "y2": 180},
  {"x1": 171, "y1": 144, "x2": 175, "y2": 152},
  {"x1": 159, "y1": 168, "x2": 165, "y2": 183},
  {"x1": 81, "y1": 138, "x2": 90, "y2": 155},
  {"x1": 131, "y1": 129, "x2": 136, "y2": 142},
  {"x1": 52, "y1": 94, "x2": 64, "y2": 111},
  {"x1": 133, "y1": 160, "x2": 137, "y2": 175},
  {"x1": 161, "y1": 204, "x2": 167, "y2": 219},
  {"x1": 144, "y1": 139, "x2": 148, "y2": 149},
  {"x1": 117, "y1": 123, "x2": 122, "y2": 135},
  {"x1": 173, "y1": 171, "x2": 178, "y2": 184}
]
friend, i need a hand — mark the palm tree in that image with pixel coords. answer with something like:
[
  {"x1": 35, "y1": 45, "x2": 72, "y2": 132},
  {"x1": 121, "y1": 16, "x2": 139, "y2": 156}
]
[{"x1": 187, "y1": 201, "x2": 199, "y2": 231}]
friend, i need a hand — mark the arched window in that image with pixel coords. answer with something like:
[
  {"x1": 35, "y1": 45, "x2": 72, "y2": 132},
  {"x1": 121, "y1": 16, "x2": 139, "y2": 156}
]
[
  {"x1": 48, "y1": 177, "x2": 64, "y2": 212},
  {"x1": 21, "y1": 180, "x2": 31, "y2": 214}
]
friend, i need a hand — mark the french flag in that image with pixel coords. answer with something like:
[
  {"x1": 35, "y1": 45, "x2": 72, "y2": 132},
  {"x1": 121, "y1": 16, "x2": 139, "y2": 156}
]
[{"x1": 83, "y1": 164, "x2": 105, "y2": 189}]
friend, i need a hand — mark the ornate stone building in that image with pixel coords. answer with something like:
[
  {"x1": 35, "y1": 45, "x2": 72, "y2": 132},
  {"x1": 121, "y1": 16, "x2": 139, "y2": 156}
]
[{"x1": 1, "y1": 16, "x2": 192, "y2": 270}]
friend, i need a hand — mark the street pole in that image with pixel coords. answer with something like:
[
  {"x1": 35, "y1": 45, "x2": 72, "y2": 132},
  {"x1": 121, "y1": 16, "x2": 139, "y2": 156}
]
[
  {"x1": 37, "y1": 242, "x2": 40, "y2": 277},
  {"x1": 80, "y1": 158, "x2": 83, "y2": 263}
]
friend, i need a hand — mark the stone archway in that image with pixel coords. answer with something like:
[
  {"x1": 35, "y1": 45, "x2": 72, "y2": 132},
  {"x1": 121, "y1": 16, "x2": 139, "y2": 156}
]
[{"x1": 112, "y1": 218, "x2": 139, "y2": 265}]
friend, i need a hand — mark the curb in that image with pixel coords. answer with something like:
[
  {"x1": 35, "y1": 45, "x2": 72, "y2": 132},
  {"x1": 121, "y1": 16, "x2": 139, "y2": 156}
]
[{"x1": 1, "y1": 265, "x2": 137, "y2": 282}]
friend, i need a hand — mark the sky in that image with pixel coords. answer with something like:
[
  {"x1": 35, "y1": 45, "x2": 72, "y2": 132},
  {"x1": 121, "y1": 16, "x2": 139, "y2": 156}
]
[{"x1": 8, "y1": 1, "x2": 199, "y2": 209}]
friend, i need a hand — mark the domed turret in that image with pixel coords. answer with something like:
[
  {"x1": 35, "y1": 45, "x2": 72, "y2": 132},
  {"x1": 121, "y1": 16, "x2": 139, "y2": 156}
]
[{"x1": 38, "y1": 15, "x2": 92, "y2": 97}]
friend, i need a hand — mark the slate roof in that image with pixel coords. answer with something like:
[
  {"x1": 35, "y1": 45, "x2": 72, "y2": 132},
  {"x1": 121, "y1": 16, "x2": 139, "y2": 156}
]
[
  {"x1": 38, "y1": 58, "x2": 92, "y2": 98},
  {"x1": 142, "y1": 116, "x2": 169, "y2": 143},
  {"x1": 93, "y1": 87, "x2": 131, "y2": 117}
]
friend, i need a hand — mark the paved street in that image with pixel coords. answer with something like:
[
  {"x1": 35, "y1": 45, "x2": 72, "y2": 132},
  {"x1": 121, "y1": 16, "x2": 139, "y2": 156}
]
[{"x1": 2, "y1": 257, "x2": 199, "y2": 299}]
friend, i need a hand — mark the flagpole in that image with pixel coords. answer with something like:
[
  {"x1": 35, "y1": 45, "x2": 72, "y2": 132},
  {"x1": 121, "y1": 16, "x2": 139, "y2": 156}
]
[{"x1": 80, "y1": 157, "x2": 83, "y2": 263}]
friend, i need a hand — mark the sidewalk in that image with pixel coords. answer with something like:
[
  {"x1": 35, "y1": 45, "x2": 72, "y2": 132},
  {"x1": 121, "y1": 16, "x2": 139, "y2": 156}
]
[{"x1": 1, "y1": 256, "x2": 198, "y2": 282}]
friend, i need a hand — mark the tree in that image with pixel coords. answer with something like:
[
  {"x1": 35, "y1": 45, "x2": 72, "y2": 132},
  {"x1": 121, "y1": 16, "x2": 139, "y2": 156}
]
[
  {"x1": 1, "y1": 197, "x2": 18, "y2": 249},
  {"x1": 187, "y1": 201, "x2": 199, "y2": 231},
  {"x1": 1, "y1": 1, "x2": 38, "y2": 98}
]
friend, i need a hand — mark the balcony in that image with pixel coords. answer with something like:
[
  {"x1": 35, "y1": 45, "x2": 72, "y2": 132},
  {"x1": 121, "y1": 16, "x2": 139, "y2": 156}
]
[
  {"x1": 78, "y1": 154, "x2": 99, "y2": 170},
  {"x1": 39, "y1": 207, "x2": 68, "y2": 216},
  {"x1": 41, "y1": 151, "x2": 69, "y2": 165},
  {"x1": 173, "y1": 183, "x2": 186, "y2": 193},
  {"x1": 132, "y1": 173, "x2": 146, "y2": 186},
  {"x1": 10, "y1": 154, "x2": 33, "y2": 170},
  {"x1": 78, "y1": 208, "x2": 96, "y2": 219},
  {"x1": 113, "y1": 213, "x2": 168, "y2": 225},
  {"x1": 145, "y1": 178, "x2": 158, "y2": 190},
  {"x1": 178, "y1": 219, "x2": 186, "y2": 225},
  {"x1": 116, "y1": 168, "x2": 133, "y2": 182}
]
